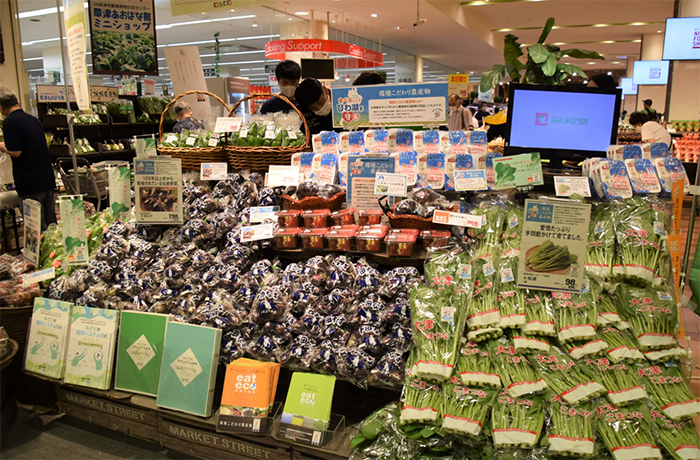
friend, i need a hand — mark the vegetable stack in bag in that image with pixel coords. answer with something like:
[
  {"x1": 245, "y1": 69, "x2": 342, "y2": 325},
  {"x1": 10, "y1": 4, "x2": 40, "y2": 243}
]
[
  {"x1": 650, "y1": 406, "x2": 700, "y2": 460},
  {"x1": 596, "y1": 402, "x2": 662, "y2": 460},
  {"x1": 488, "y1": 336, "x2": 547, "y2": 398},
  {"x1": 522, "y1": 289, "x2": 556, "y2": 337},
  {"x1": 526, "y1": 343, "x2": 606, "y2": 406},
  {"x1": 466, "y1": 203, "x2": 505, "y2": 258},
  {"x1": 597, "y1": 291, "x2": 624, "y2": 328},
  {"x1": 599, "y1": 325, "x2": 645, "y2": 364},
  {"x1": 553, "y1": 277, "x2": 599, "y2": 344},
  {"x1": 501, "y1": 204, "x2": 523, "y2": 250},
  {"x1": 492, "y1": 389, "x2": 544, "y2": 449},
  {"x1": 585, "y1": 203, "x2": 616, "y2": 283},
  {"x1": 467, "y1": 254, "x2": 503, "y2": 342},
  {"x1": 584, "y1": 357, "x2": 648, "y2": 407},
  {"x1": 400, "y1": 352, "x2": 443, "y2": 425},
  {"x1": 456, "y1": 340, "x2": 500, "y2": 388},
  {"x1": 634, "y1": 362, "x2": 700, "y2": 421},
  {"x1": 612, "y1": 197, "x2": 662, "y2": 286},
  {"x1": 497, "y1": 249, "x2": 526, "y2": 329},
  {"x1": 615, "y1": 284, "x2": 679, "y2": 352},
  {"x1": 441, "y1": 376, "x2": 498, "y2": 436},
  {"x1": 542, "y1": 389, "x2": 597, "y2": 458}
]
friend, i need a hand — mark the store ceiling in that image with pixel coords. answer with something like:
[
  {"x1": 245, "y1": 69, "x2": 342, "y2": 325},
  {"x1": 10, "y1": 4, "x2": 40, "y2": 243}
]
[{"x1": 16, "y1": 0, "x2": 676, "y2": 88}]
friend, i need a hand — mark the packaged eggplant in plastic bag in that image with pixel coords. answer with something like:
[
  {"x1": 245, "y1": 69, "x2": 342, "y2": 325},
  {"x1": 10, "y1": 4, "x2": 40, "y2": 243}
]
[
  {"x1": 347, "y1": 325, "x2": 385, "y2": 356},
  {"x1": 249, "y1": 286, "x2": 288, "y2": 324},
  {"x1": 368, "y1": 351, "x2": 405, "y2": 387},
  {"x1": 304, "y1": 341, "x2": 339, "y2": 375},
  {"x1": 325, "y1": 255, "x2": 356, "y2": 291},
  {"x1": 245, "y1": 333, "x2": 279, "y2": 362},
  {"x1": 382, "y1": 297, "x2": 411, "y2": 327},
  {"x1": 541, "y1": 389, "x2": 597, "y2": 457},
  {"x1": 336, "y1": 346, "x2": 376, "y2": 389},
  {"x1": 381, "y1": 323, "x2": 412, "y2": 354},
  {"x1": 354, "y1": 261, "x2": 384, "y2": 297},
  {"x1": 275, "y1": 334, "x2": 316, "y2": 370}
]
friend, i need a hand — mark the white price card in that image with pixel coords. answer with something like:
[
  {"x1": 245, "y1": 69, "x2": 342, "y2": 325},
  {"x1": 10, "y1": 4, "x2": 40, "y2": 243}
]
[
  {"x1": 268, "y1": 165, "x2": 301, "y2": 187},
  {"x1": 200, "y1": 163, "x2": 228, "y2": 181},
  {"x1": 240, "y1": 224, "x2": 274, "y2": 242},
  {"x1": 22, "y1": 267, "x2": 56, "y2": 287},
  {"x1": 554, "y1": 176, "x2": 592, "y2": 197},
  {"x1": 454, "y1": 170, "x2": 487, "y2": 191},
  {"x1": 214, "y1": 117, "x2": 242, "y2": 133},
  {"x1": 250, "y1": 206, "x2": 280, "y2": 223},
  {"x1": 432, "y1": 210, "x2": 486, "y2": 228},
  {"x1": 374, "y1": 173, "x2": 408, "y2": 197}
]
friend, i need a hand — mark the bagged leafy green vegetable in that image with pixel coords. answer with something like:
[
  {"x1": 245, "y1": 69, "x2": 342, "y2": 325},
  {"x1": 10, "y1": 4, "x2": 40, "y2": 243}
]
[
  {"x1": 584, "y1": 357, "x2": 648, "y2": 407},
  {"x1": 456, "y1": 340, "x2": 500, "y2": 388},
  {"x1": 596, "y1": 402, "x2": 662, "y2": 460},
  {"x1": 466, "y1": 203, "x2": 505, "y2": 258},
  {"x1": 400, "y1": 355, "x2": 443, "y2": 425},
  {"x1": 488, "y1": 336, "x2": 547, "y2": 398},
  {"x1": 597, "y1": 292, "x2": 624, "y2": 328},
  {"x1": 612, "y1": 197, "x2": 661, "y2": 286},
  {"x1": 497, "y1": 249, "x2": 526, "y2": 329},
  {"x1": 615, "y1": 284, "x2": 679, "y2": 352},
  {"x1": 650, "y1": 406, "x2": 700, "y2": 460},
  {"x1": 553, "y1": 277, "x2": 600, "y2": 343},
  {"x1": 634, "y1": 362, "x2": 700, "y2": 421},
  {"x1": 466, "y1": 255, "x2": 503, "y2": 342},
  {"x1": 586, "y1": 203, "x2": 616, "y2": 283},
  {"x1": 542, "y1": 389, "x2": 597, "y2": 457},
  {"x1": 492, "y1": 389, "x2": 544, "y2": 448},
  {"x1": 501, "y1": 204, "x2": 523, "y2": 250},
  {"x1": 599, "y1": 326, "x2": 645, "y2": 364},
  {"x1": 424, "y1": 246, "x2": 471, "y2": 295},
  {"x1": 564, "y1": 335, "x2": 609, "y2": 360},
  {"x1": 442, "y1": 377, "x2": 498, "y2": 436},
  {"x1": 523, "y1": 290, "x2": 556, "y2": 337}
]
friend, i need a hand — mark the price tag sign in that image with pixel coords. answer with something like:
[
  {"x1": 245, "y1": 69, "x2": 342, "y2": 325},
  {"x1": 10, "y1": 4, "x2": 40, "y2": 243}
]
[
  {"x1": 240, "y1": 224, "x2": 274, "y2": 242},
  {"x1": 454, "y1": 170, "x2": 487, "y2": 191},
  {"x1": 250, "y1": 206, "x2": 280, "y2": 223},
  {"x1": 200, "y1": 163, "x2": 228, "y2": 181},
  {"x1": 432, "y1": 210, "x2": 486, "y2": 228},
  {"x1": 268, "y1": 165, "x2": 300, "y2": 187},
  {"x1": 22, "y1": 267, "x2": 56, "y2": 287},
  {"x1": 554, "y1": 176, "x2": 592, "y2": 197},
  {"x1": 214, "y1": 117, "x2": 242, "y2": 133},
  {"x1": 374, "y1": 173, "x2": 407, "y2": 197},
  {"x1": 492, "y1": 153, "x2": 544, "y2": 189}
]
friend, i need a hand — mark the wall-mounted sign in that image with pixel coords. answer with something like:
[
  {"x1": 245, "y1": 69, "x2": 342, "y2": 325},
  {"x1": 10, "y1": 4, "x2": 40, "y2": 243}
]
[
  {"x1": 227, "y1": 77, "x2": 251, "y2": 95},
  {"x1": 36, "y1": 85, "x2": 119, "y2": 103},
  {"x1": 265, "y1": 39, "x2": 383, "y2": 67}
]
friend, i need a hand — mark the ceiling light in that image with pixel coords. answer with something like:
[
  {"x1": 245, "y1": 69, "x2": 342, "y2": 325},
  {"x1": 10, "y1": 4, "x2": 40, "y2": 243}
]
[
  {"x1": 617, "y1": 55, "x2": 628, "y2": 59},
  {"x1": 23, "y1": 57, "x2": 43, "y2": 62},
  {"x1": 567, "y1": 78, "x2": 571, "y2": 81},
  {"x1": 155, "y1": 15, "x2": 255, "y2": 30},
  {"x1": 396, "y1": 26, "x2": 400, "y2": 29},
  {"x1": 371, "y1": 14, "x2": 377, "y2": 17},
  {"x1": 572, "y1": 72, "x2": 577, "y2": 76},
  {"x1": 657, "y1": 30, "x2": 662, "y2": 33},
  {"x1": 252, "y1": 21, "x2": 258, "y2": 27},
  {"x1": 583, "y1": 80, "x2": 588, "y2": 84},
  {"x1": 587, "y1": 62, "x2": 595, "y2": 65},
  {"x1": 230, "y1": 9, "x2": 235, "y2": 12},
  {"x1": 607, "y1": 71, "x2": 612, "y2": 75},
  {"x1": 295, "y1": 11, "x2": 309, "y2": 15},
  {"x1": 289, "y1": 18, "x2": 293, "y2": 21}
]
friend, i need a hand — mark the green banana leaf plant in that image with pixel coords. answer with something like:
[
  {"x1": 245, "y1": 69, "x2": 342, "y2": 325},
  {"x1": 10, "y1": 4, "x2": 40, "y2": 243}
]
[{"x1": 480, "y1": 17, "x2": 605, "y2": 91}]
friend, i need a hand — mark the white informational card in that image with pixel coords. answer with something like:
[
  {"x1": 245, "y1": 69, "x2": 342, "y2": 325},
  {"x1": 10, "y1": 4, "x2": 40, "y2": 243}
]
[
  {"x1": 554, "y1": 176, "x2": 592, "y2": 197},
  {"x1": 268, "y1": 166, "x2": 301, "y2": 187},
  {"x1": 240, "y1": 224, "x2": 274, "y2": 242},
  {"x1": 432, "y1": 211, "x2": 485, "y2": 229},
  {"x1": 200, "y1": 163, "x2": 228, "y2": 181},
  {"x1": 454, "y1": 170, "x2": 487, "y2": 191},
  {"x1": 214, "y1": 117, "x2": 243, "y2": 134},
  {"x1": 374, "y1": 173, "x2": 408, "y2": 197}
]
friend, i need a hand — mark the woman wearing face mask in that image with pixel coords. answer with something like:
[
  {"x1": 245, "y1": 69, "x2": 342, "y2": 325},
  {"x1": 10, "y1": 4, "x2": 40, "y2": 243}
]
[
  {"x1": 294, "y1": 78, "x2": 335, "y2": 135},
  {"x1": 628, "y1": 111, "x2": 672, "y2": 148}
]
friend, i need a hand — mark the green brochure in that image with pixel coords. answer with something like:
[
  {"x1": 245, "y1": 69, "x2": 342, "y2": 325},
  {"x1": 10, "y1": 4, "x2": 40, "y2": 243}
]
[
  {"x1": 24, "y1": 297, "x2": 72, "y2": 379},
  {"x1": 493, "y1": 152, "x2": 544, "y2": 189},
  {"x1": 281, "y1": 373, "x2": 336, "y2": 431},
  {"x1": 115, "y1": 311, "x2": 170, "y2": 397}
]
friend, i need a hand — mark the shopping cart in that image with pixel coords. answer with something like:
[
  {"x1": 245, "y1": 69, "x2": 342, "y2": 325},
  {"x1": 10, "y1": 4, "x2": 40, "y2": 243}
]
[{"x1": 56, "y1": 158, "x2": 109, "y2": 212}]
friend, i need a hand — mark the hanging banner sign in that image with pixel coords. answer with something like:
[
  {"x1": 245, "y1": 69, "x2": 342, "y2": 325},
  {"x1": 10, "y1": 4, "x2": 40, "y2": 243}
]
[
  {"x1": 448, "y1": 74, "x2": 470, "y2": 100},
  {"x1": 134, "y1": 158, "x2": 183, "y2": 224},
  {"x1": 22, "y1": 199, "x2": 42, "y2": 266},
  {"x1": 164, "y1": 46, "x2": 210, "y2": 122},
  {"x1": 265, "y1": 39, "x2": 383, "y2": 66},
  {"x1": 63, "y1": 0, "x2": 91, "y2": 111},
  {"x1": 108, "y1": 166, "x2": 131, "y2": 217},
  {"x1": 331, "y1": 82, "x2": 449, "y2": 128},
  {"x1": 59, "y1": 197, "x2": 89, "y2": 266},
  {"x1": 88, "y1": 0, "x2": 158, "y2": 75}
]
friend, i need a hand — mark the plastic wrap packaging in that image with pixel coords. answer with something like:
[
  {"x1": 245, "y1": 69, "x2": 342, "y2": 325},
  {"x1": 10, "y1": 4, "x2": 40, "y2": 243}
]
[
  {"x1": 635, "y1": 362, "x2": 700, "y2": 421},
  {"x1": 399, "y1": 355, "x2": 442, "y2": 425},
  {"x1": 553, "y1": 278, "x2": 600, "y2": 343},
  {"x1": 497, "y1": 249, "x2": 526, "y2": 329},
  {"x1": 564, "y1": 336, "x2": 609, "y2": 361},
  {"x1": 466, "y1": 204, "x2": 505, "y2": 258},
  {"x1": 596, "y1": 402, "x2": 662, "y2": 460},
  {"x1": 441, "y1": 376, "x2": 498, "y2": 436},
  {"x1": 368, "y1": 351, "x2": 405, "y2": 387},
  {"x1": 501, "y1": 205, "x2": 523, "y2": 250},
  {"x1": 456, "y1": 340, "x2": 500, "y2": 388},
  {"x1": 612, "y1": 197, "x2": 662, "y2": 286},
  {"x1": 526, "y1": 343, "x2": 606, "y2": 405},
  {"x1": 522, "y1": 290, "x2": 556, "y2": 337},
  {"x1": 615, "y1": 284, "x2": 678, "y2": 352},
  {"x1": 492, "y1": 389, "x2": 544, "y2": 449},
  {"x1": 542, "y1": 389, "x2": 597, "y2": 457},
  {"x1": 584, "y1": 357, "x2": 649, "y2": 407},
  {"x1": 650, "y1": 405, "x2": 700, "y2": 460},
  {"x1": 336, "y1": 347, "x2": 376, "y2": 389},
  {"x1": 487, "y1": 336, "x2": 547, "y2": 398},
  {"x1": 599, "y1": 326, "x2": 645, "y2": 364},
  {"x1": 597, "y1": 292, "x2": 624, "y2": 328},
  {"x1": 624, "y1": 159, "x2": 662, "y2": 195},
  {"x1": 466, "y1": 255, "x2": 503, "y2": 342},
  {"x1": 586, "y1": 203, "x2": 616, "y2": 283}
]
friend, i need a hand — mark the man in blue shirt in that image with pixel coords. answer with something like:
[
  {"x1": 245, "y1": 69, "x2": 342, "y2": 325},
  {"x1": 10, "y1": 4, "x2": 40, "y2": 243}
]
[
  {"x1": 172, "y1": 101, "x2": 206, "y2": 133},
  {"x1": 260, "y1": 60, "x2": 301, "y2": 114}
]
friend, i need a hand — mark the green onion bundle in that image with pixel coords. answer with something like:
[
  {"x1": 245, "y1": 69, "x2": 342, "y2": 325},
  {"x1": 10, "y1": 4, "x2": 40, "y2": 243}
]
[
  {"x1": 585, "y1": 203, "x2": 616, "y2": 283},
  {"x1": 497, "y1": 251, "x2": 526, "y2": 329},
  {"x1": 583, "y1": 357, "x2": 648, "y2": 406},
  {"x1": 456, "y1": 341, "x2": 500, "y2": 388},
  {"x1": 467, "y1": 205, "x2": 505, "y2": 258},
  {"x1": 599, "y1": 326, "x2": 645, "y2": 364},
  {"x1": 597, "y1": 292, "x2": 624, "y2": 327},
  {"x1": 488, "y1": 336, "x2": 547, "y2": 398},
  {"x1": 523, "y1": 290, "x2": 556, "y2": 337},
  {"x1": 612, "y1": 197, "x2": 661, "y2": 286},
  {"x1": 553, "y1": 278, "x2": 599, "y2": 343},
  {"x1": 615, "y1": 284, "x2": 679, "y2": 352},
  {"x1": 410, "y1": 284, "x2": 468, "y2": 382},
  {"x1": 492, "y1": 389, "x2": 544, "y2": 449},
  {"x1": 441, "y1": 377, "x2": 498, "y2": 436},
  {"x1": 596, "y1": 402, "x2": 662, "y2": 460},
  {"x1": 650, "y1": 406, "x2": 700, "y2": 460},
  {"x1": 526, "y1": 344, "x2": 605, "y2": 406},
  {"x1": 466, "y1": 255, "x2": 503, "y2": 342},
  {"x1": 542, "y1": 389, "x2": 596, "y2": 457},
  {"x1": 635, "y1": 363, "x2": 700, "y2": 421}
]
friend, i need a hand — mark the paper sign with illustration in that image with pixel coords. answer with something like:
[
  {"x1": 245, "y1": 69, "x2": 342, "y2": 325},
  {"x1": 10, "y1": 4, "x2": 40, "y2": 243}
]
[
  {"x1": 22, "y1": 199, "x2": 42, "y2": 266},
  {"x1": 109, "y1": 166, "x2": 131, "y2": 218},
  {"x1": 59, "y1": 197, "x2": 89, "y2": 266},
  {"x1": 492, "y1": 153, "x2": 544, "y2": 189}
]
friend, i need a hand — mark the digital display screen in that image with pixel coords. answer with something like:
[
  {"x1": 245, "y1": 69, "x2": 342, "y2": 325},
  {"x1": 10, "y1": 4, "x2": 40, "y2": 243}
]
[
  {"x1": 632, "y1": 60, "x2": 670, "y2": 85},
  {"x1": 620, "y1": 78, "x2": 638, "y2": 95},
  {"x1": 662, "y1": 17, "x2": 700, "y2": 61},
  {"x1": 301, "y1": 58, "x2": 335, "y2": 80}
]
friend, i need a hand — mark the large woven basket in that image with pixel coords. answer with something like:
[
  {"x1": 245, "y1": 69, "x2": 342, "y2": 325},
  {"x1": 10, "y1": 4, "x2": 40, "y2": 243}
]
[
  {"x1": 387, "y1": 204, "x2": 460, "y2": 230},
  {"x1": 226, "y1": 94, "x2": 311, "y2": 172},
  {"x1": 157, "y1": 90, "x2": 230, "y2": 170}
]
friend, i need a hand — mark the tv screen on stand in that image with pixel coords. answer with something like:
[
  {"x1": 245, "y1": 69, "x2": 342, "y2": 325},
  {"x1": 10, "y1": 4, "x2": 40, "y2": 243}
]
[
  {"x1": 504, "y1": 84, "x2": 622, "y2": 170},
  {"x1": 632, "y1": 60, "x2": 670, "y2": 85}
]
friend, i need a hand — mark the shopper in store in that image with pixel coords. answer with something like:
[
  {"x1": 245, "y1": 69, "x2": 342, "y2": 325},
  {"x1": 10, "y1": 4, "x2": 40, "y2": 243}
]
[
  {"x1": 172, "y1": 100, "x2": 206, "y2": 134},
  {"x1": 628, "y1": 111, "x2": 672, "y2": 147},
  {"x1": 352, "y1": 71, "x2": 385, "y2": 86},
  {"x1": 260, "y1": 60, "x2": 302, "y2": 114},
  {"x1": 0, "y1": 88, "x2": 57, "y2": 231},
  {"x1": 474, "y1": 101, "x2": 489, "y2": 127},
  {"x1": 641, "y1": 99, "x2": 661, "y2": 122},
  {"x1": 293, "y1": 78, "x2": 334, "y2": 135},
  {"x1": 448, "y1": 94, "x2": 474, "y2": 131},
  {"x1": 587, "y1": 73, "x2": 617, "y2": 88}
]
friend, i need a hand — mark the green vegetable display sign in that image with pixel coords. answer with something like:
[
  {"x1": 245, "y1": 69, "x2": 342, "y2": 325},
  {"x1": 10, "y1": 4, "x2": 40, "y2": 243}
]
[
  {"x1": 517, "y1": 200, "x2": 590, "y2": 293},
  {"x1": 108, "y1": 166, "x2": 131, "y2": 218},
  {"x1": 88, "y1": 0, "x2": 158, "y2": 76},
  {"x1": 492, "y1": 153, "x2": 544, "y2": 189},
  {"x1": 59, "y1": 197, "x2": 89, "y2": 267}
]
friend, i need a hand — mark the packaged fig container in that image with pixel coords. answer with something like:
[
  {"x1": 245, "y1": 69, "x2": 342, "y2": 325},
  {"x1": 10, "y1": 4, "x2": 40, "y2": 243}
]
[
  {"x1": 277, "y1": 209, "x2": 303, "y2": 228},
  {"x1": 385, "y1": 232, "x2": 418, "y2": 257},
  {"x1": 420, "y1": 230, "x2": 452, "y2": 249},
  {"x1": 274, "y1": 227, "x2": 303, "y2": 249},
  {"x1": 331, "y1": 208, "x2": 356, "y2": 226},
  {"x1": 356, "y1": 226, "x2": 388, "y2": 252},
  {"x1": 303, "y1": 209, "x2": 331, "y2": 228},
  {"x1": 301, "y1": 228, "x2": 329, "y2": 249},
  {"x1": 358, "y1": 209, "x2": 384, "y2": 226},
  {"x1": 327, "y1": 227, "x2": 358, "y2": 251}
]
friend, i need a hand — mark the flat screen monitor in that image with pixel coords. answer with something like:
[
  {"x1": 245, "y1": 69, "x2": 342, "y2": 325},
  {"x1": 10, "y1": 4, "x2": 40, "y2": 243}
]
[
  {"x1": 504, "y1": 84, "x2": 622, "y2": 164},
  {"x1": 620, "y1": 77, "x2": 638, "y2": 95},
  {"x1": 301, "y1": 58, "x2": 335, "y2": 80},
  {"x1": 632, "y1": 60, "x2": 670, "y2": 85},
  {"x1": 663, "y1": 17, "x2": 700, "y2": 60}
]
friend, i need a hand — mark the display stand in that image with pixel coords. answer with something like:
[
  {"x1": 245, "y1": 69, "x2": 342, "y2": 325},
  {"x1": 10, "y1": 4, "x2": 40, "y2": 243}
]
[{"x1": 217, "y1": 402, "x2": 282, "y2": 434}]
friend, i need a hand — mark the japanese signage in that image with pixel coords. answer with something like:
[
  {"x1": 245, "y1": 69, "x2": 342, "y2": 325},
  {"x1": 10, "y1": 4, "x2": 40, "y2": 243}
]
[
  {"x1": 143, "y1": 79, "x2": 155, "y2": 95},
  {"x1": 250, "y1": 206, "x2": 280, "y2": 223},
  {"x1": 448, "y1": 74, "x2": 470, "y2": 100},
  {"x1": 347, "y1": 156, "x2": 395, "y2": 210},
  {"x1": 432, "y1": 210, "x2": 485, "y2": 229},
  {"x1": 240, "y1": 224, "x2": 274, "y2": 242},
  {"x1": 59, "y1": 197, "x2": 89, "y2": 266},
  {"x1": 492, "y1": 153, "x2": 544, "y2": 190},
  {"x1": 134, "y1": 158, "x2": 183, "y2": 224},
  {"x1": 37, "y1": 84, "x2": 119, "y2": 103},
  {"x1": 267, "y1": 165, "x2": 300, "y2": 187},
  {"x1": 331, "y1": 82, "x2": 449, "y2": 128},
  {"x1": 374, "y1": 173, "x2": 407, "y2": 197},
  {"x1": 554, "y1": 176, "x2": 592, "y2": 197},
  {"x1": 63, "y1": 0, "x2": 91, "y2": 111},
  {"x1": 200, "y1": 163, "x2": 228, "y2": 181},
  {"x1": 454, "y1": 170, "x2": 487, "y2": 191},
  {"x1": 22, "y1": 199, "x2": 42, "y2": 266},
  {"x1": 88, "y1": 0, "x2": 157, "y2": 75},
  {"x1": 227, "y1": 77, "x2": 251, "y2": 94},
  {"x1": 120, "y1": 78, "x2": 137, "y2": 95},
  {"x1": 265, "y1": 39, "x2": 383, "y2": 67},
  {"x1": 108, "y1": 166, "x2": 131, "y2": 218},
  {"x1": 164, "y1": 46, "x2": 210, "y2": 122},
  {"x1": 169, "y1": 0, "x2": 274, "y2": 17},
  {"x1": 23, "y1": 268, "x2": 56, "y2": 287},
  {"x1": 518, "y1": 200, "x2": 591, "y2": 293},
  {"x1": 214, "y1": 117, "x2": 243, "y2": 133}
]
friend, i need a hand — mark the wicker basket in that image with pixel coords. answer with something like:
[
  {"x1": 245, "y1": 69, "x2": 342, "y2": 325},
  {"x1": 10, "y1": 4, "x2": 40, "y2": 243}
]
[
  {"x1": 157, "y1": 90, "x2": 230, "y2": 170},
  {"x1": 226, "y1": 94, "x2": 311, "y2": 172},
  {"x1": 0, "y1": 339, "x2": 18, "y2": 371},
  {"x1": 281, "y1": 192, "x2": 346, "y2": 211},
  {"x1": 387, "y1": 204, "x2": 460, "y2": 230}
]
